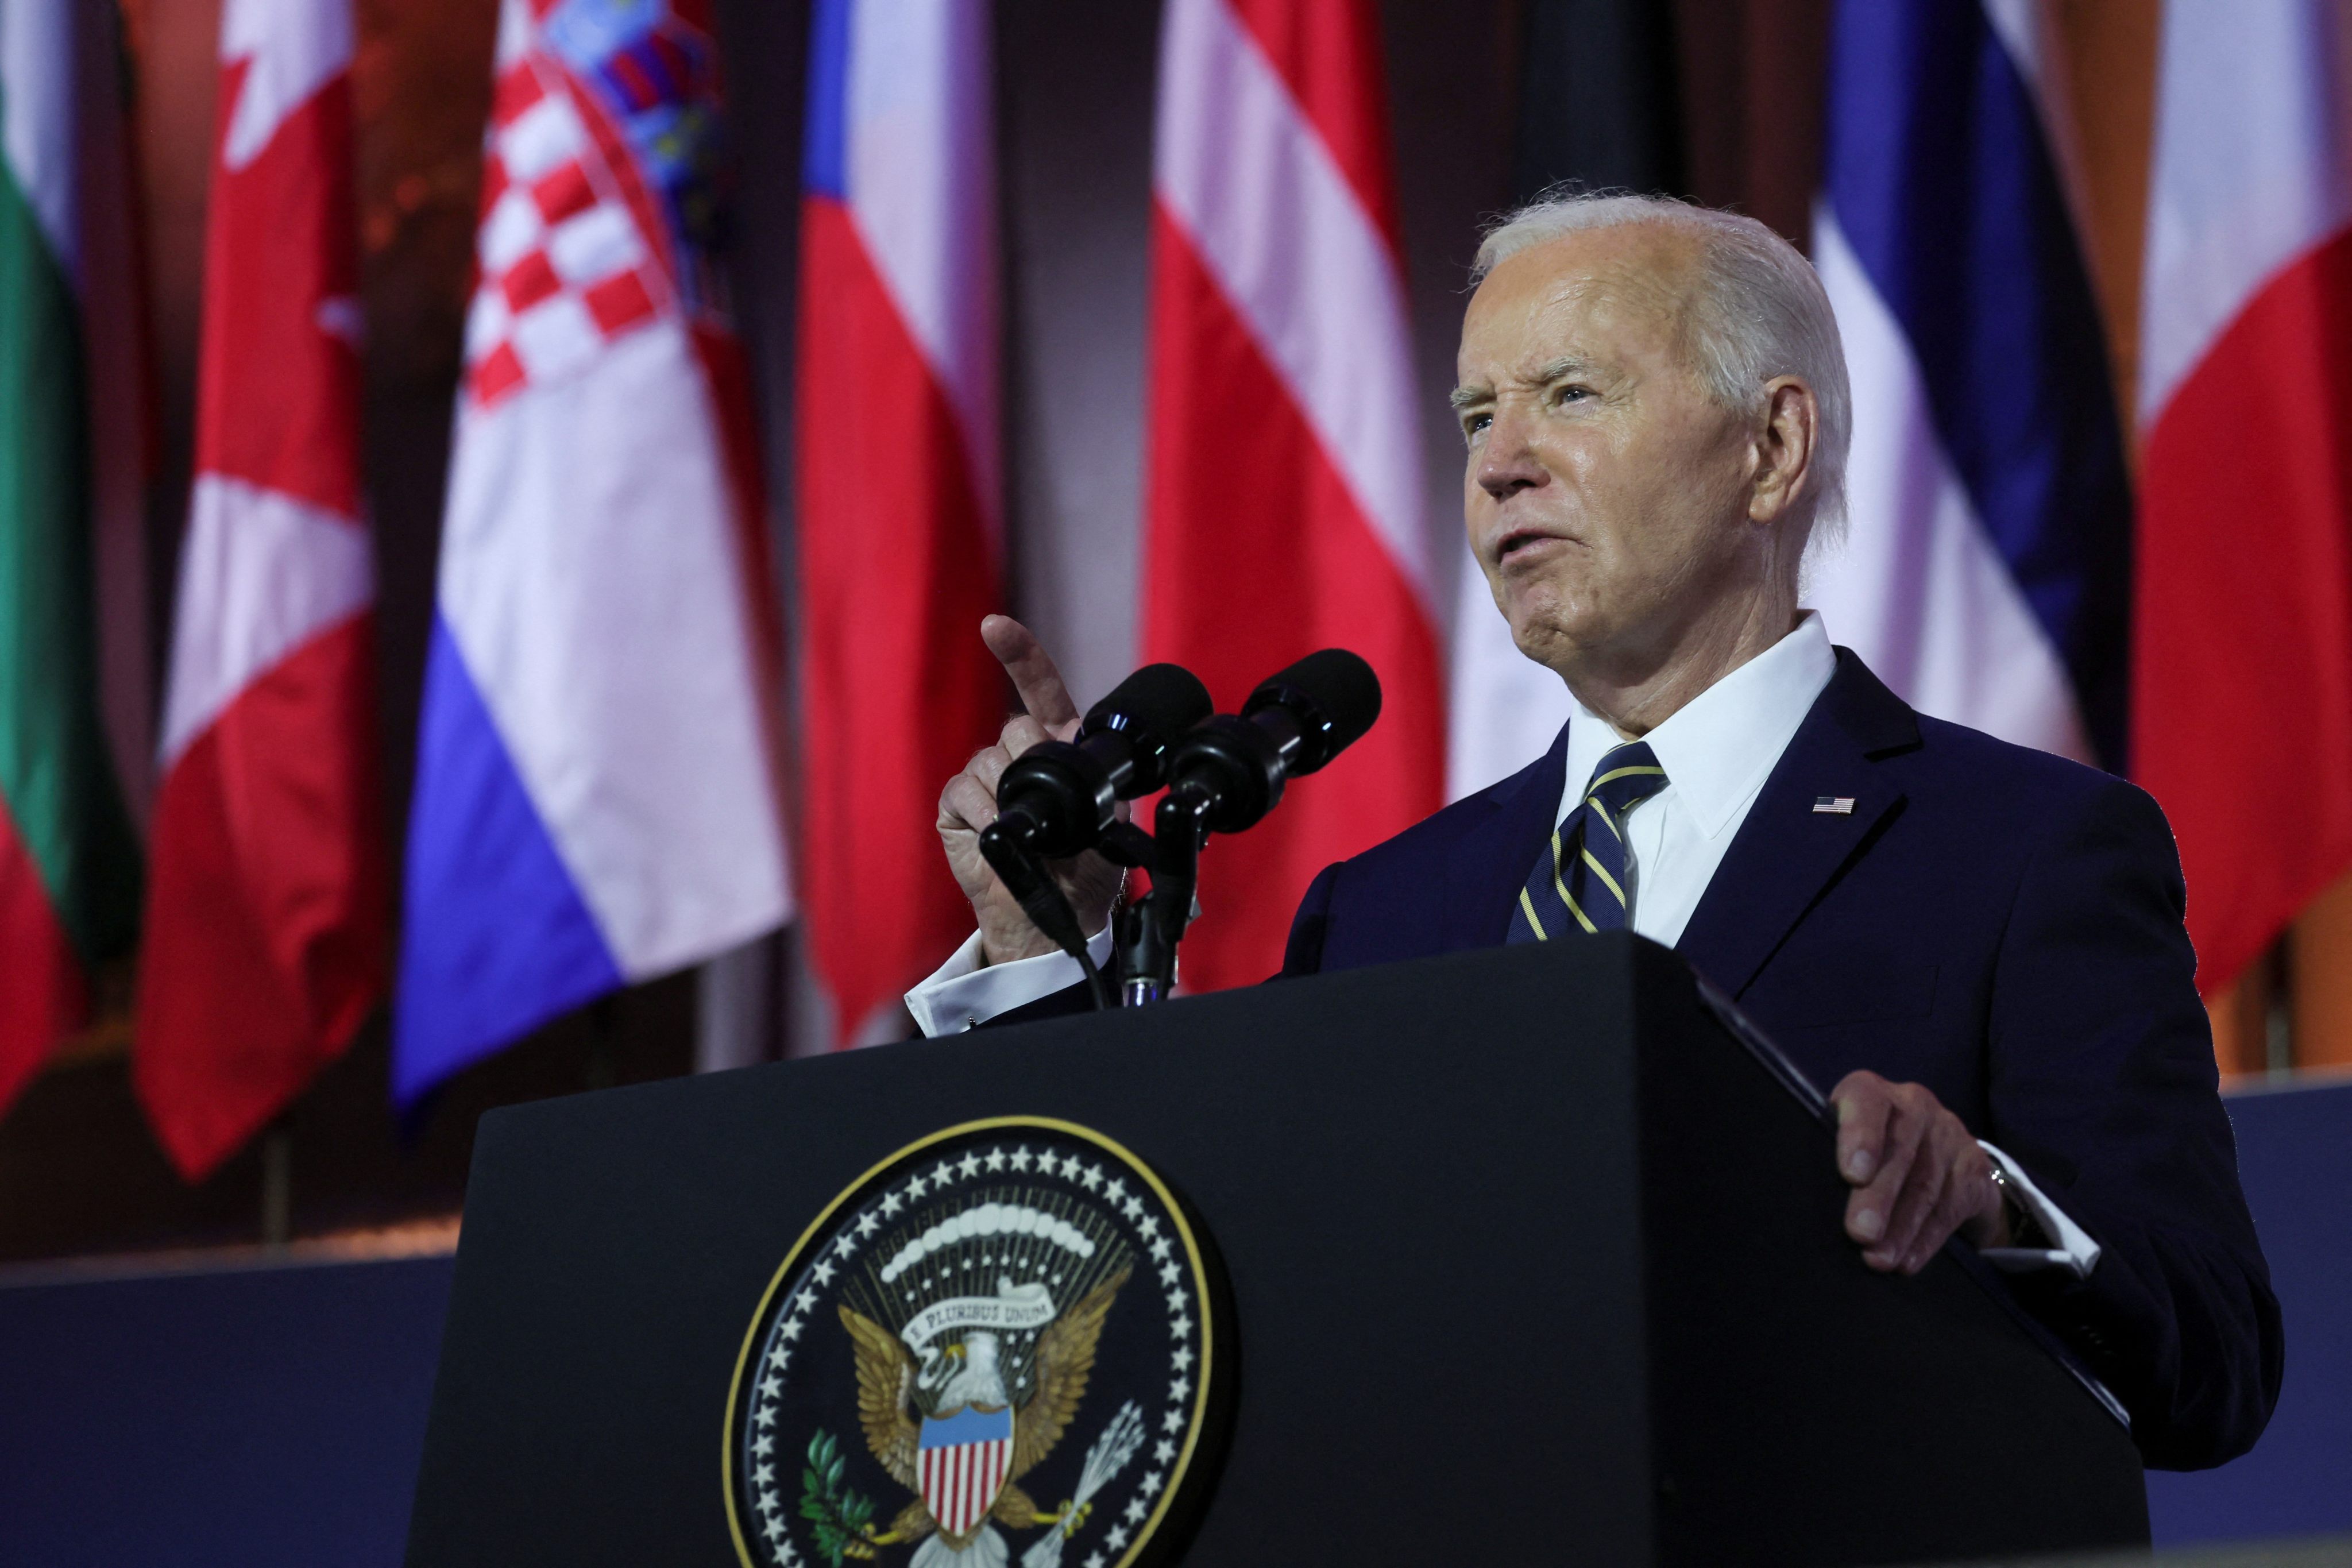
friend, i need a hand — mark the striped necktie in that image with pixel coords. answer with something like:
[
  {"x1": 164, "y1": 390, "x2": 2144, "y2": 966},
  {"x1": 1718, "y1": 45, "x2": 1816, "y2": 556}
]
[{"x1": 1507, "y1": 741, "x2": 1670, "y2": 942}]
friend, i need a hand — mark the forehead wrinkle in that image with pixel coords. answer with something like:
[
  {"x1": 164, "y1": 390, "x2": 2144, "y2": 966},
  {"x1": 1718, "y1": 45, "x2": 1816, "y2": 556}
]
[
  {"x1": 1521, "y1": 353, "x2": 1605, "y2": 388},
  {"x1": 1529, "y1": 230, "x2": 1698, "y2": 338},
  {"x1": 1458, "y1": 229, "x2": 1705, "y2": 407}
]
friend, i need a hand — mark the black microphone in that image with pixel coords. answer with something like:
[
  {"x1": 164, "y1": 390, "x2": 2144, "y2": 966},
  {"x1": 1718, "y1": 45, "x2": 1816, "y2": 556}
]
[
  {"x1": 976, "y1": 662, "x2": 1214, "y2": 1010},
  {"x1": 988, "y1": 662, "x2": 1215, "y2": 860},
  {"x1": 1163, "y1": 649, "x2": 1382, "y2": 833}
]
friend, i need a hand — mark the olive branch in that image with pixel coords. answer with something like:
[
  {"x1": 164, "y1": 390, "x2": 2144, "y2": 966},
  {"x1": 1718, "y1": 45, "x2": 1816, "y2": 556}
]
[{"x1": 800, "y1": 1430, "x2": 877, "y2": 1566}]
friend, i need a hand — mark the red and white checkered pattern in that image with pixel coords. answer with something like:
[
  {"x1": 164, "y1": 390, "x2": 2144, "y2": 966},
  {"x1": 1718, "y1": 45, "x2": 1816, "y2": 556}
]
[{"x1": 464, "y1": 60, "x2": 666, "y2": 408}]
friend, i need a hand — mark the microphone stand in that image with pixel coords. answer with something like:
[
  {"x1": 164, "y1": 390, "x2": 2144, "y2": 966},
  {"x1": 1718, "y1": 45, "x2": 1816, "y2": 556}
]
[
  {"x1": 976, "y1": 808, "x2": 1190, "y2": 1012},
  {"x1": 1114, "y1": 788, "x2": 1211, "y2": 1005},
  {"x1": 989, "y1": 647, "x2": 1378, "y2": 1009}
]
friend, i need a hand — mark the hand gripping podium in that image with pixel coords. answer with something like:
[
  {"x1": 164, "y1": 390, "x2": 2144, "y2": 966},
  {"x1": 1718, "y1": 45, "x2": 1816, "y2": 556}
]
[{"x1": 405, "y1": 936, "x2": 2148, "y2": 1567}]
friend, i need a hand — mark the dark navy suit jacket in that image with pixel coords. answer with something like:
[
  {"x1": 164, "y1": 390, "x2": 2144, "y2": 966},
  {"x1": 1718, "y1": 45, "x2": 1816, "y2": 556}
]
[{"x1": 1275, "y1": 648, "x2": 2280, "y2": 1469}]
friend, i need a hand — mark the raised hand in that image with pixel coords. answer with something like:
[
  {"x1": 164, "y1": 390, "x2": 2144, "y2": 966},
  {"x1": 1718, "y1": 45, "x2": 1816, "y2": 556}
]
[{"x1": 936, "y1": 616, "x2": 1127, "y2": 966}]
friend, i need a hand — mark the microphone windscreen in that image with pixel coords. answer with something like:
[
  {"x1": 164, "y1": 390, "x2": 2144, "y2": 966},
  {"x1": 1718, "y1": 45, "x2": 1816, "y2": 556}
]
[
  {"x1": 1084, "y1": 661, "x2": 1214, "y2": 744},
  {"x1": 1244, "y1": 648, "x2": 1382, "y2": 773}
]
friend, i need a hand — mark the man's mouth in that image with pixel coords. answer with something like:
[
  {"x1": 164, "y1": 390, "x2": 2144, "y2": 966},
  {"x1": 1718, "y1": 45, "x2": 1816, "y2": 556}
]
[{"x1": 1492, "y1": 527, "x2": 1571, "y2": 567}]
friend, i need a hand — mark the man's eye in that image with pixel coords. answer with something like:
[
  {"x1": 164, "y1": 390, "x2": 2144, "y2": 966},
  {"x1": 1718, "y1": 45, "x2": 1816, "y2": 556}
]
[
  {"x1": 1554, "y1": 384, "x2": 1590, "y2": 405},
  {"x1": 1465, "y1": 412, "x2": 1492, "y2": 438}
]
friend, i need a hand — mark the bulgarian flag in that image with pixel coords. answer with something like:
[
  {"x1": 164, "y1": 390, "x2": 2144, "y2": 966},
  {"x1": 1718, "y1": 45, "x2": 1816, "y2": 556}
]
[
  {"x1": 0, "y1": 2, "x2": 148, "y2": 1115},
  {"x1": 136, "y1": 0, "x2": 387, "y2": 1178}
]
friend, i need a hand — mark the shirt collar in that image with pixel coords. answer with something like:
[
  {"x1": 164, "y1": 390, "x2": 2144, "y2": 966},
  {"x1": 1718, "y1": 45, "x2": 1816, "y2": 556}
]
[{"x1": 1559, "y1": 612, "x2": 1837, "y2": 839}]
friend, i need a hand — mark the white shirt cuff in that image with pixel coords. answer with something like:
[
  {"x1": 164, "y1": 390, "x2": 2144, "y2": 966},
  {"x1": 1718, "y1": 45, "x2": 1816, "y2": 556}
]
[
  {"x1": 1975, "y1": 1140, "x2": 2102, "y2": 1279},
  {"x1": 903, "y1": 926, "x2": 1114, "y2": 1037}
]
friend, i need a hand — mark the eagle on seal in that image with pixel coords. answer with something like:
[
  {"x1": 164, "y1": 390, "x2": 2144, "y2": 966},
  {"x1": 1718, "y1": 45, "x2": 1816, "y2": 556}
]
[{"x1": 837, "y1": 1268, "x2": 1130, "y2": 1564}]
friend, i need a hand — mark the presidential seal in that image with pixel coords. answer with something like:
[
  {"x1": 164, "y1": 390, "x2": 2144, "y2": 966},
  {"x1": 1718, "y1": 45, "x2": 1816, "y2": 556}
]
[{"x1": 725, "y1": 1118, "x2": 1226, "y2": 1568}]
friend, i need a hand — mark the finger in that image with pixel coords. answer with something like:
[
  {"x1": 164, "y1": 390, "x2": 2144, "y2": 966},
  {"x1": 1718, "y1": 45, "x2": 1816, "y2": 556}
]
[
  {"x1": 999, "y1": 714, "x2": 1051, "y2": 762},
  {"x1": 1902, "y1": 1146, "x2": 1989, "y2": 1272},
  {"x1": 939, "y1": 771, "x2": 1001, "y2": 834},
  {"x1": 1905, "y1": 1167, "x2": 1982, "y2": 1274},
  {"x1": 982, "y1": 615, "x2": 1081, "y2": 733},
  {"x1": 1845, "y1": 1095, "x2": 1928, "y2": 1249},
  {"x1": 967, "y1": 743, "x2": 1014, "y2": 798},
  {"x1": 1832, "y1": 1072, "x2": 1893, "y2": 1184},
  {"x1": 1874, "y1": 1134, "x2": 1952, "y2": 1266}
]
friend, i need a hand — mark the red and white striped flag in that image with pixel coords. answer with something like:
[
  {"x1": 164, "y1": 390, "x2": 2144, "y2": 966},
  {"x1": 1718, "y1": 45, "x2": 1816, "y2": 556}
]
[
  {"x1": 2134, "y1": 0, "x2": 2352, "y2": 997},
  {"x1": 137, "y1": 0, "x2": 387, "y2": 1178},
  {"x1": 1142, "y1": 0, "x2": 1444, "y2": 992}
]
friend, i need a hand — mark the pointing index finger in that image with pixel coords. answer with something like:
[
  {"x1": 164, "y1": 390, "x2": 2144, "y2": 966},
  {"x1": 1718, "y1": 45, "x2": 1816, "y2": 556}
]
[{"x1": 982, "y1": 615, "x2": 1081, "y2": 732}]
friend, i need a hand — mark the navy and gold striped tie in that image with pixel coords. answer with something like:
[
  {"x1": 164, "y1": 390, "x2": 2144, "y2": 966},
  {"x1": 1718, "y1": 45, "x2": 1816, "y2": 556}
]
[{"x1": 1507, "y1": 741, "x2": 1670, "y2": 942}]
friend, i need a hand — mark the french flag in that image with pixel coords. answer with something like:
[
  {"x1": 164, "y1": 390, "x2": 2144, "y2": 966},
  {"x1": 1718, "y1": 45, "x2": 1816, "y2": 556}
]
[
  {"x1": 137, "y1": 0, "x2": 387, "y2": 1178},
  {"x1": 2135, "y1": 0, "x2": 2352, "y2": 997},
  {"x1": 393, "y1": 0, "x2": 791, "y2": 1104},
  {"x1": 794, "y1": 0, "x2": 1003, "y2": 1044},
  {"x1": 1142, "y1": 0, "x2": 1445, "y2": 993},
  {"x1": 1809, "y1": 0, "x2": 2134, "y2": 774}
]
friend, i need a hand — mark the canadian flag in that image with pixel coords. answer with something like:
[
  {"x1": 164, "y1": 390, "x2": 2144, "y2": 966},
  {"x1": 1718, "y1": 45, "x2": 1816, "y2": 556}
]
[
  {"x1": 1141, "y1": 0, "x2": 1445, "y2": 992},
  {"x1": 136, "y1": 0, "x2": 386, "y2": 1178},
  {"x1": 2134, "y1": 0, "x2": 2352, "y2": 998}
]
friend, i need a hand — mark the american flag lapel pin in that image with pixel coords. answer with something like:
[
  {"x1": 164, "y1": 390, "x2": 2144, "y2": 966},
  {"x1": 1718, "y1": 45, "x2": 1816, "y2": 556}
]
[{"x1": 1813, "y1": 796, "x2": 1856, "y2": 815}]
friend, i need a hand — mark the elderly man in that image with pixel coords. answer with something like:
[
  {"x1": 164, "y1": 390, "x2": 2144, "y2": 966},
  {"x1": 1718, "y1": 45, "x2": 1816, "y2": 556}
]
[{"x1": 914, "y1": 194, "x2": 2280, "y2": 1467}]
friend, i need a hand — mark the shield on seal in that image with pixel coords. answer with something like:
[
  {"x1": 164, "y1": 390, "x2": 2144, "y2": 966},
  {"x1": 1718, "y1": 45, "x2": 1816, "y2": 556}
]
[{"x1": 917, "y1": 1405, "x2": 1015, "y2": 1538}]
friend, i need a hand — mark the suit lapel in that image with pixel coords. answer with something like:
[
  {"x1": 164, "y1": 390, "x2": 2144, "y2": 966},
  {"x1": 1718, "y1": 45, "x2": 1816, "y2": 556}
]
[
  {"x1": 1442, "y1": 719, "x2": 1571, "y2": 950},
  {"x1": 1676, "y1": 651, "x2": 1922, "y2": 998}
]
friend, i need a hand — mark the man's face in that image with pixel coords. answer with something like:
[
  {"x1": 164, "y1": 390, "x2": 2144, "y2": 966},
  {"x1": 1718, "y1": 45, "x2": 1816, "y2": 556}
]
[{"x1": 1453, "y1": 227, "x2": 1763, "y2": 676}]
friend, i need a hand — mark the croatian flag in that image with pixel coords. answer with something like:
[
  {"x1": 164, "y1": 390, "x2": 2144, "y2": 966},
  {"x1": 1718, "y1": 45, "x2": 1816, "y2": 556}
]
[
  {"x1": 395, "y1": 0, "x2": 790, "y2": 1103},
  {"x1": 1142, "y1": 0, "x2": 1445, "y2": 993},
  {"x1": 2135, "y1": 0, "x2": 2352, "y2": 997},
  {"x1": 137, "y1": 0, "x2": 387, "y2": 1177},
  {"x1": 795, "y1": 0, "x2": 1003, "y2": 1045},
  {"x1": 1810, "y1": 1, "x2": 2133, "y2": 771}
]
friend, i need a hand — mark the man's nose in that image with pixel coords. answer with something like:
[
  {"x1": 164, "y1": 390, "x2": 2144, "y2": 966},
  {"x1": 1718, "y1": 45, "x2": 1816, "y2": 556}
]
[{"x1": 1475, "y1": 412, "x2": 1547, "y2": 501}]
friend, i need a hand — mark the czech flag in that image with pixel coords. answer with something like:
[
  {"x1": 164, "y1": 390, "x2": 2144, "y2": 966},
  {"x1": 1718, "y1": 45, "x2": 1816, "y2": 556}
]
[{"x1": 794, "y1": 0, "x2": 1004, "y2": 1044}]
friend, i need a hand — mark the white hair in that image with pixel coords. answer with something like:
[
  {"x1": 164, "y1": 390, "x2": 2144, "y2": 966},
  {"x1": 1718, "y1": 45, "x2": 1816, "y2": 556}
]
[{"x1": 1473, "y1": 192, "x2": 1852, "y2": 553}]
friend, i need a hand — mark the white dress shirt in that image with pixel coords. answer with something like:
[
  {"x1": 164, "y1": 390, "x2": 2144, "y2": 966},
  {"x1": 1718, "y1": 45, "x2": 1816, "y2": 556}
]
[
  {"x1": 1552, "y1": 609, "x2": 1839, "y2": 946},
  {"x1": 906, "y1": 612, "x2": 2098, "y2": 1277}
]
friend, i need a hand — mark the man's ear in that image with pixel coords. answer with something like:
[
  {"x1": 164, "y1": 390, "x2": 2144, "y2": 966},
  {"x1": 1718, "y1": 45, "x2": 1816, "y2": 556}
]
[{"x1": 1749, "y1": 376, "x2": 1818, "y2": 527}]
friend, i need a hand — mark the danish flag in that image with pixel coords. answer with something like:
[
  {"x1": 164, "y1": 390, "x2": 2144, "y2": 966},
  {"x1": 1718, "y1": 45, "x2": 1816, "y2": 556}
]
[
  {"x1": 1141, "y1": 0, "x2": 1445, "y2": 992},
  {"x1": 136, "y1": 0, "x2": 387, "y2": 1179}
]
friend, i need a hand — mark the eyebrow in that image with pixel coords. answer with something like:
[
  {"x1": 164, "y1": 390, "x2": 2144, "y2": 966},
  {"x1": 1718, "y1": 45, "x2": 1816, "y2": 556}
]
[{"x1": 1449, "y1": 355, "x2": 1603, "y2": 411}]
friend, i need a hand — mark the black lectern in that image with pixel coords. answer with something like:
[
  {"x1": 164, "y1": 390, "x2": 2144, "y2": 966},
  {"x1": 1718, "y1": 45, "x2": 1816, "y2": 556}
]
[{"x1": 405, "y1": 936, "x2": 2147, "y2": 1567}]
